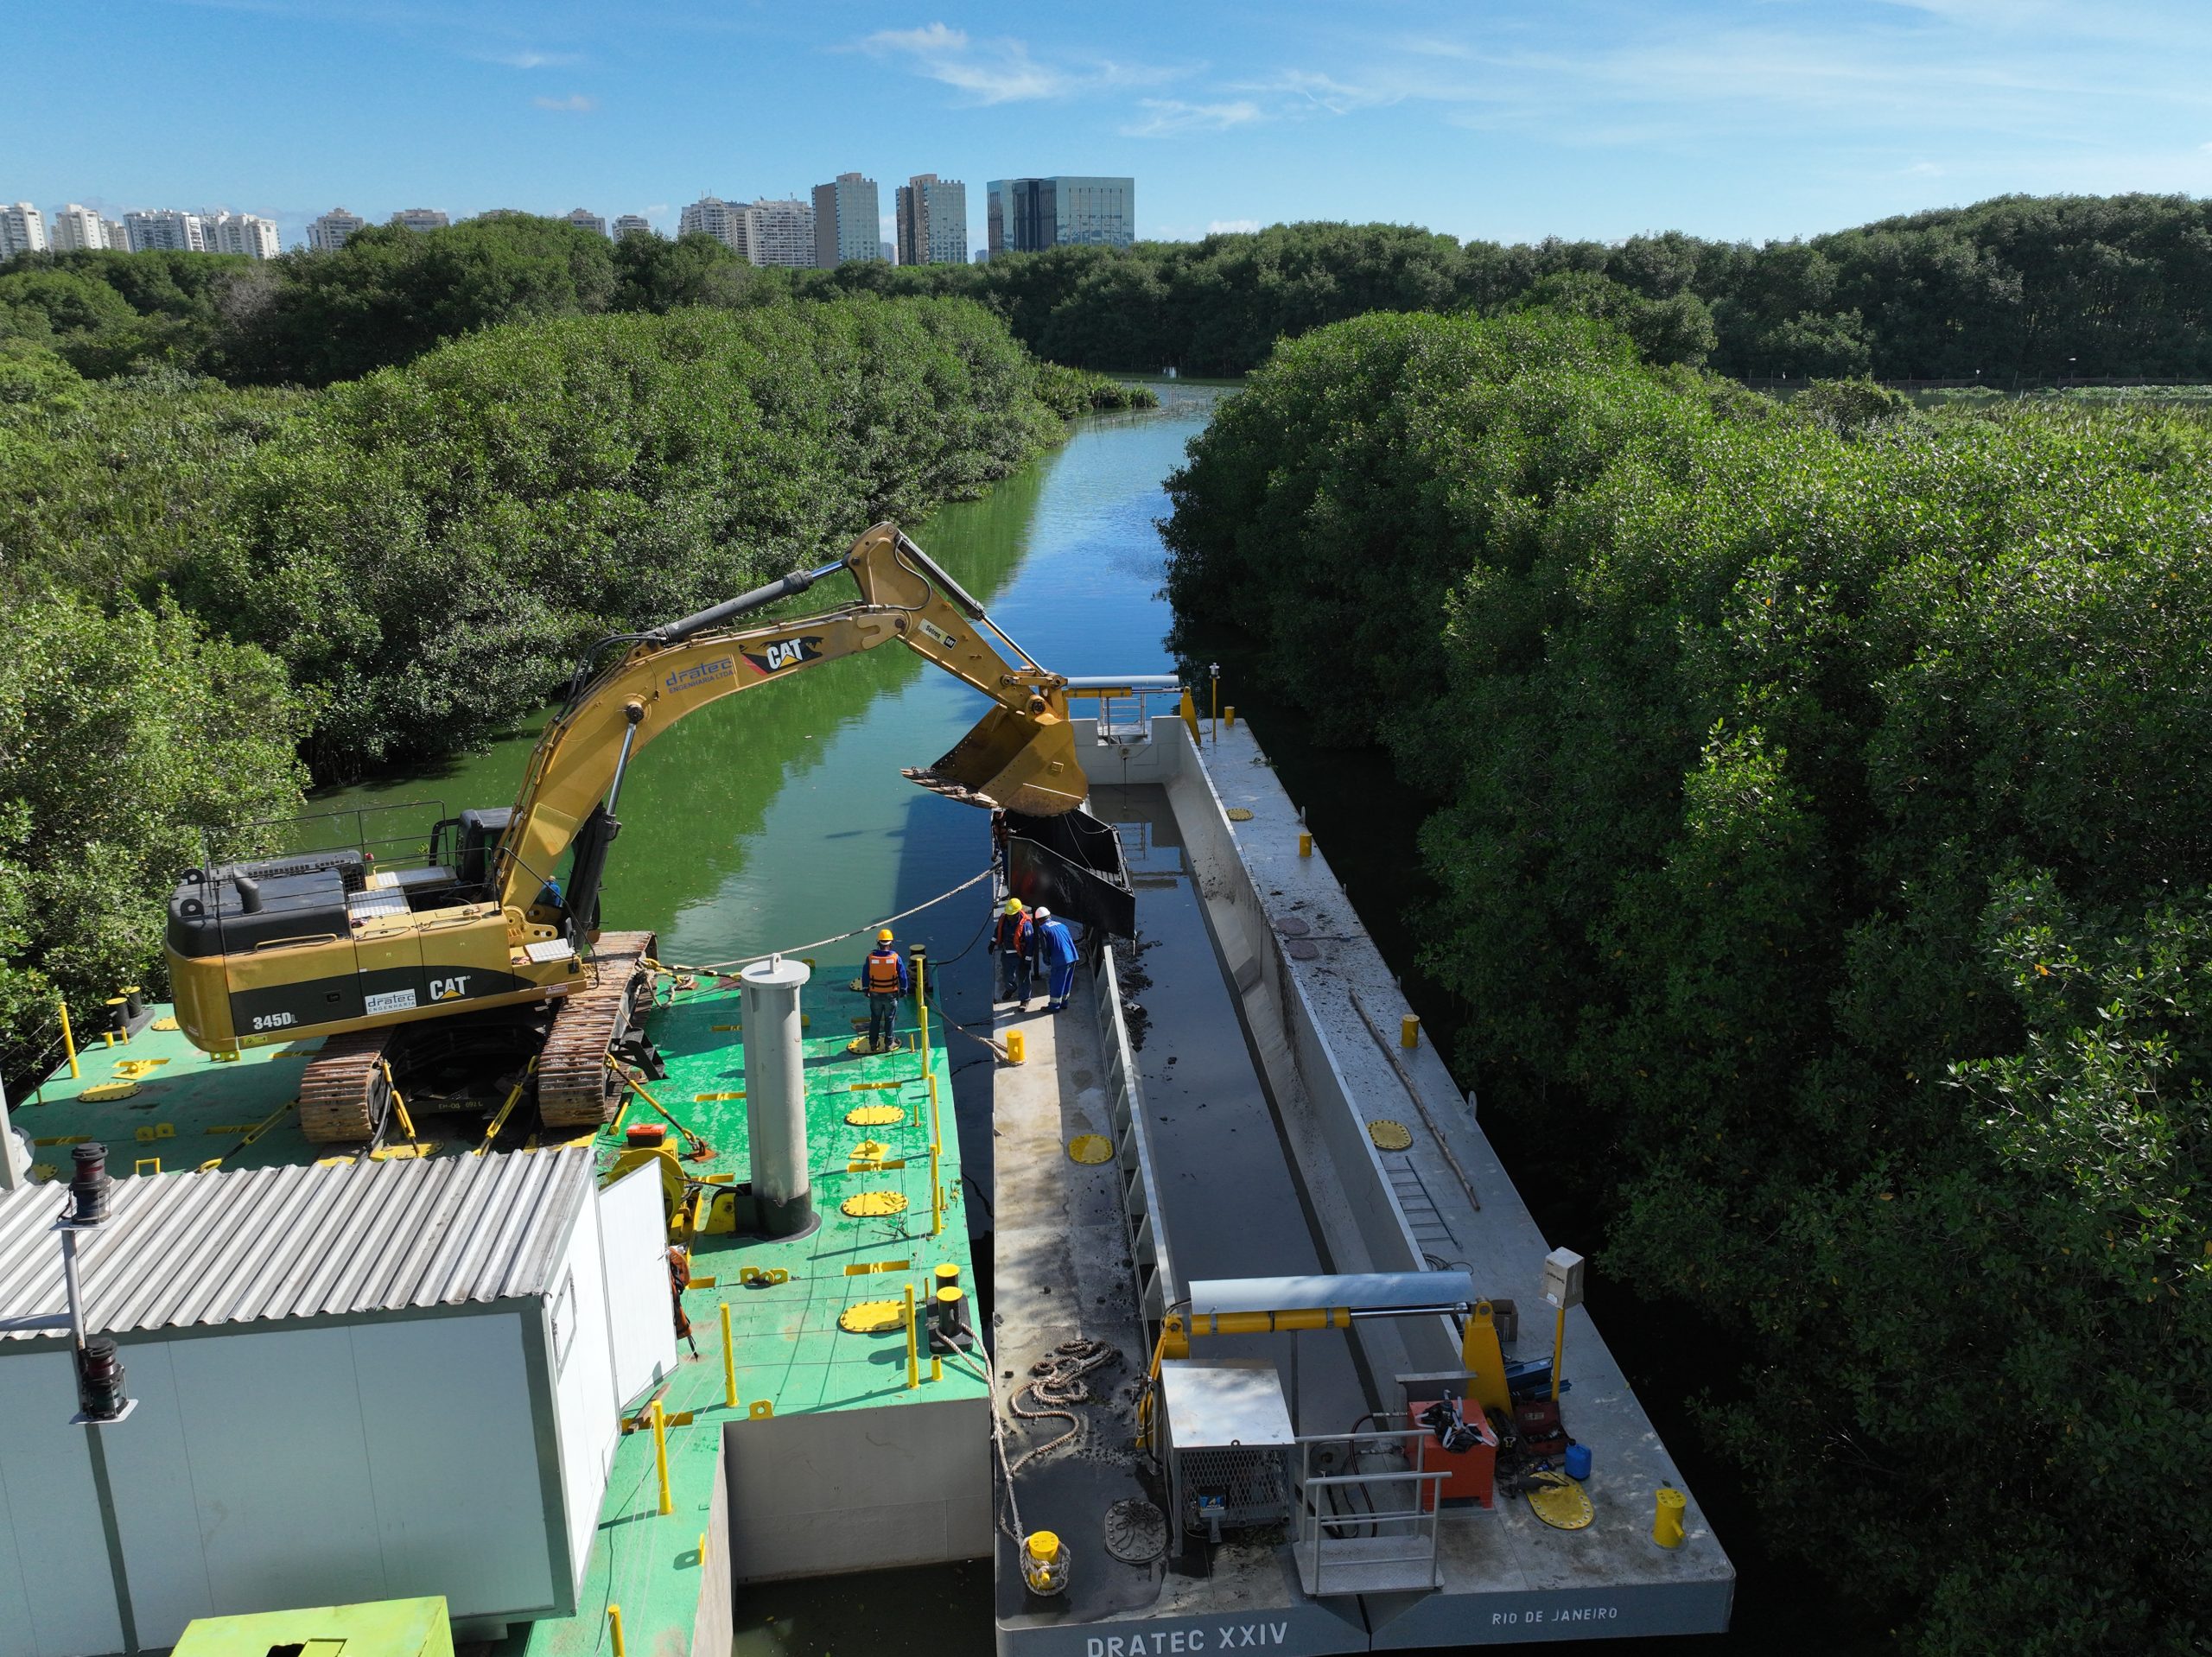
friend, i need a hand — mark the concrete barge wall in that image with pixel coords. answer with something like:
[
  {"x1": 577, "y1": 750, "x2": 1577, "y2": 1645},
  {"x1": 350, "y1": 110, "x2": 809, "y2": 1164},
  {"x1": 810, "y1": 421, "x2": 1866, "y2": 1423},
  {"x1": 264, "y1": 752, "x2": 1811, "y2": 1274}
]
[{"x1": 1077, "y1": 720, "x2": 1458, "y2": 1380}]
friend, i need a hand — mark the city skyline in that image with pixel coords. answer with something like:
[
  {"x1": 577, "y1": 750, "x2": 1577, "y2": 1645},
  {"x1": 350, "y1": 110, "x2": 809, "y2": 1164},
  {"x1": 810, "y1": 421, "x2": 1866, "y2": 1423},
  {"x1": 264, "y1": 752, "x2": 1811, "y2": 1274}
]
[{"x1": 9, "y1": 2, "x2": 2209, "y2": 262}]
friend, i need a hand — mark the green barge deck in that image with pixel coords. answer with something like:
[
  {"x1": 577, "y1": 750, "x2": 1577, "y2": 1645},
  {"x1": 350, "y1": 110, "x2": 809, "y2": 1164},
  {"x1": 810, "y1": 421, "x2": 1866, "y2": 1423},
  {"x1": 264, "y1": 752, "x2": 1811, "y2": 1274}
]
[{"x1": 9, "y1": 955, "x2": 983, "y2": 1656}]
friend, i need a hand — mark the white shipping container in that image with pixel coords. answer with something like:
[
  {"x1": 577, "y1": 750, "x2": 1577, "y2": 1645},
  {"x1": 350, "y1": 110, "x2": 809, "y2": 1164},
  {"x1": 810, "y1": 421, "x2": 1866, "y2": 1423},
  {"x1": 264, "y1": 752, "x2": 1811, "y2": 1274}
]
[{"x1": 0, "y1": 1147, "x2": 674, "y2": 1656}]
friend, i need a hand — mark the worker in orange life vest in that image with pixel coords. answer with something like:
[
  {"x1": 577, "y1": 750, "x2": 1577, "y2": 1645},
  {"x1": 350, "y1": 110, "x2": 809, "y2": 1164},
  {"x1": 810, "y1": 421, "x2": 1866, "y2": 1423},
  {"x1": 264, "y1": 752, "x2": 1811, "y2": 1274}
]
[
  {"x1": 863, "y1": 928, "x2": 910, "y2": 1052},
  {"x1": 994, "y1": 898, "x2": 1033, "y2": 1005}
]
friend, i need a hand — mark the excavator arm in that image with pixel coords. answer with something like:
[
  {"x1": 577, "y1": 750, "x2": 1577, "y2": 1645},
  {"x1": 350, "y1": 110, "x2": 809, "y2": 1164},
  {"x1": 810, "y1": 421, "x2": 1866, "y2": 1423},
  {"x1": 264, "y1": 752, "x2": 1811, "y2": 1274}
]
[{"x1": 491, "y1": 523, "x2": 1084, "y2": 930}]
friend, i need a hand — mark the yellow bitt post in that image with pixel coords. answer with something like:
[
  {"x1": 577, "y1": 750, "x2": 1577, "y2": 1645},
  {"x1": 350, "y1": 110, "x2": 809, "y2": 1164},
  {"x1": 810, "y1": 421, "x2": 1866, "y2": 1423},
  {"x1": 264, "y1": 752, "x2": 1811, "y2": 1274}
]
[
  {"x1": 1653, "y1": 1488, "x2": 1686, "y2": 1548},
  {"x1": 904, "y1": 1283, "x2": 919, "y2": 1389},
  {"x1": 721, "y1": 1302, "x2": 737, "y2": 1410},
  {"x1": 652, "y1": 1400, "x2": 672, "y2": 1515},
  {"x1": 57, "y1": 997, "x2": 79, "y2": 1080},
  {"x1": 1459, "y1": 1300, "x2": 1513, "y2": 1414},
  {"x1": 607, "y1": 1606, "x2": 626, "y2": 1657}
]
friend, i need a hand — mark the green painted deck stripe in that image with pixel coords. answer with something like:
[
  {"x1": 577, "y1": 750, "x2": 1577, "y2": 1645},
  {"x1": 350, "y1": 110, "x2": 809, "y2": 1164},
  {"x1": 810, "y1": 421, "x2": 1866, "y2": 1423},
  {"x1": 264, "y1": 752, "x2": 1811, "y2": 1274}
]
[{"x1": 518, "y1": 975, "x2": 980, "y2": 1657}]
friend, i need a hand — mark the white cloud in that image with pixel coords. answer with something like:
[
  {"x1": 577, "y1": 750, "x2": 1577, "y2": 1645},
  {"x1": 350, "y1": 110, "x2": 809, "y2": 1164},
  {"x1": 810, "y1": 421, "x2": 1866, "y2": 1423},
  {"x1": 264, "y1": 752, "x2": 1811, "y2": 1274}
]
[
  {"x1": 486, "y1": 49, "x2": 581, "y2": 69},
  {"x1": 532, "y1": 93, "x2": 596, "y2": 112},
  {"x1": 1122, "y1": 98, "x2": 1262, "y2": 136},
  {"x1": 1208, "y1": 219, "x2": 1262, "y2": 234},
  {"x1": 858, "y1": 21, "x2": 1181, "y2": 106},
  {"x1": 860, "y1": 22, "x2": 1066, "y2": 104}
]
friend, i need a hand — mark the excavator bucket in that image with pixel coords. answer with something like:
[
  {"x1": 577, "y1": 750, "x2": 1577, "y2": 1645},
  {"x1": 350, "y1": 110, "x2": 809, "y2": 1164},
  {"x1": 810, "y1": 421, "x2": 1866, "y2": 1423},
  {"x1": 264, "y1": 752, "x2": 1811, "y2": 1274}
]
[{"x1": 904, "y1": 703, "x2": 1087, "y2": 816}]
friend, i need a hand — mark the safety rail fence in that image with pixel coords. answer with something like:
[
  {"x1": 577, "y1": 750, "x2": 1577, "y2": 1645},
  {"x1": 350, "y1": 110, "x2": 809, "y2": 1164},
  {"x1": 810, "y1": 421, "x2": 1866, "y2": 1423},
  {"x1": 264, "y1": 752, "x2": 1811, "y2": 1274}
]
[
  {"x1": 1294, "y1": 1431, "x2": 1447, "y2": 1598},
  {"x1": 1093, "y1": 946, "x2": 1179, "y2": 1325}
]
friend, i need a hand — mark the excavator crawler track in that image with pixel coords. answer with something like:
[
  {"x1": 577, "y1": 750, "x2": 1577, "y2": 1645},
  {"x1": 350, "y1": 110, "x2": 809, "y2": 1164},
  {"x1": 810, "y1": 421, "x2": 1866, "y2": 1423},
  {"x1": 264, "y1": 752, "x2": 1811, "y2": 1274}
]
[
  {"x1": 296, "y1": 1029, "x2": 397, "y2": 1145},
  {"x1": 537, "y1": 930, "x2": 658, "y2": 1129}
]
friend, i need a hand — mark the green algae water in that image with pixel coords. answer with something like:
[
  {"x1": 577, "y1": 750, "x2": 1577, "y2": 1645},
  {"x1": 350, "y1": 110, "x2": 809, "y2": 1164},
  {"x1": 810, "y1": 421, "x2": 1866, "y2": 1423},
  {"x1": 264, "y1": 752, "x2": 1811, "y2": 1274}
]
[{"x1": 308, "y1": 382, "x2": 1224, "y2": 1656}]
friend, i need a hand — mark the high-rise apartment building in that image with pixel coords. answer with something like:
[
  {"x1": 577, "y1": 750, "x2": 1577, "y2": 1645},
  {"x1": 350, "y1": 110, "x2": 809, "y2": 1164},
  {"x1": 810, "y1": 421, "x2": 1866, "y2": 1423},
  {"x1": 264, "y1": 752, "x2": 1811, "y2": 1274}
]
[
  {"x1": 810, "y1": 173, "x2": 881, "y2": 268},
  {"x1": 678, "y1": 195, "x2": 751, "y2": 260},
  {"x1": 986, "y1": 176, "x2": 1135, "y2": 255},
  {"x1": 49, "y1": 204, "x2": 106, "y2": 252},
  {"x1": 744, "y1": 200, "x2": 813, "y2": 269},
  {"x1": 104, "y1": 219, "x2": 130, "y2": 251},
  {"x1": 306, "y1": 207, "x2": 365, "y2": 252},
  {"x1": 612, "y1": 214, "x2": 652, "y2": 240},
  {"x1": 565, "y1": 208, "x2": 608, "y2": 238},
  {"x1": 894, "y1": 175, "x2": 968, "y2": 267},
  {"x1": 124, "y1": 209, "x2": 206, "y2": 252},
  {"x1": 391, "y1": 208, "x2": 450, "y2": 232},
  {"x1": 0, "y1": 203, "x2": 48, "y2": 258},
  {"x1": 203, "y1": 211, "x2": 281, "y2": 259}
]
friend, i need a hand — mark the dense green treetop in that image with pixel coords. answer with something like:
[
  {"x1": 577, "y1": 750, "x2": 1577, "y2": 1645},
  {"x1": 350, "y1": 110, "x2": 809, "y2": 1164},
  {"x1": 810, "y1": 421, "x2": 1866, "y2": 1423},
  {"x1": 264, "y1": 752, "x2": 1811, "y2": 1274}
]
[
  {"x1": 6, "y1": 194, "x2": 2204, "y2": 386},
  {"x1": 1163, "y1": 309, "x2": 2212, "y2": 1654}
]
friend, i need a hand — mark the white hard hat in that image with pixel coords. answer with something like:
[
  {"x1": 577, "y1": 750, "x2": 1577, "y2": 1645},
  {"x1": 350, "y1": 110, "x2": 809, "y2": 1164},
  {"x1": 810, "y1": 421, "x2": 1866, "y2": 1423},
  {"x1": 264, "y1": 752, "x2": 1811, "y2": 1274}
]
[{"x1": 1033, "y1": 908, "x2": 1052, "y2": 921}]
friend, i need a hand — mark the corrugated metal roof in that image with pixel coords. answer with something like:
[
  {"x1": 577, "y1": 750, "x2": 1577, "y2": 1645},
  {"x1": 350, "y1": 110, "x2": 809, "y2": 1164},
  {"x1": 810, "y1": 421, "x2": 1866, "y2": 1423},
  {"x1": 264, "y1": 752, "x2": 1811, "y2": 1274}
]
[{"x1": 0, "y1": 1146, "x2": 594, "y2": 1341}]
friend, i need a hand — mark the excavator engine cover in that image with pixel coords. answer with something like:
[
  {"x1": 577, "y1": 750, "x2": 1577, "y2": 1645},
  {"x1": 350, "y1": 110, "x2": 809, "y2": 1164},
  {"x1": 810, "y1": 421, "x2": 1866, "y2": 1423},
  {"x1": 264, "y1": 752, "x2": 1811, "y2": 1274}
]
[
  {"x1": 906, "y1": 703, "x2": 1085, "y2": 818},
  {"x1": 1005, "y1": 808, "x2": 1135, "y2": 939}
]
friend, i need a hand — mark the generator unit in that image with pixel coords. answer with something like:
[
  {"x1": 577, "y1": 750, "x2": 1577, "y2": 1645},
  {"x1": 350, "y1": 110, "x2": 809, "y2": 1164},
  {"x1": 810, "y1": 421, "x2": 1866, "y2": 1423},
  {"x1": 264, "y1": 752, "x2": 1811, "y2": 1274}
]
[{"x1": 1160, "y1": 1359, "x2": 1295, "y2": 1552}]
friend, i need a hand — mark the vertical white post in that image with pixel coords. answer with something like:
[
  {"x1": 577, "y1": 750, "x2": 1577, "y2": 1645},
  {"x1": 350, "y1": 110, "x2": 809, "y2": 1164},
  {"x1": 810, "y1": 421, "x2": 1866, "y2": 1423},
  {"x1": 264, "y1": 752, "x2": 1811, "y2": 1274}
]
[{"x1": 740, "y1": 955, "x2": 815, "y2": 1237}]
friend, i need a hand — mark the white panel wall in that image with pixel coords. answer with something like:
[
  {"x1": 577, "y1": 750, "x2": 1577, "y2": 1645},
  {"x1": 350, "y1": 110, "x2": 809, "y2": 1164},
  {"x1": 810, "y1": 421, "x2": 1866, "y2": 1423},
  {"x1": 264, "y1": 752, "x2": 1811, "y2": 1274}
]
[
  {"x1": 553, "y1": 1185, "x2": 620, "y2": 1590},
  {"x1": 353, "y1": 1313, "x2": 555, "y2": 1618},
  {"x1": 599, "y1": 1164, "x2": 677, "y2": 1408},
  {"x1": 0, "y1": 1349, "x2": 123, "y2": 1657},
  {"x1": 167, "y1": 1325, "x2": 391, "y2": 1614},
  {"x1": 101, "y1": 1341, "x2": 216, "y2": 1643}
]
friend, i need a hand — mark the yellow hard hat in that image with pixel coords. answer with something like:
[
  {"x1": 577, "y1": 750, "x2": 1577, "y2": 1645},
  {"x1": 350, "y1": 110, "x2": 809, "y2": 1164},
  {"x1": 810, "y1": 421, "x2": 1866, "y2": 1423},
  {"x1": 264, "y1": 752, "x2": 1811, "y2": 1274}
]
[
  {"x1": 1004, "y1": 898, "x2": 1023, "y2": 914},
  {"x1": 877, "y1": 928, "x2": 894, "y2": 943}
]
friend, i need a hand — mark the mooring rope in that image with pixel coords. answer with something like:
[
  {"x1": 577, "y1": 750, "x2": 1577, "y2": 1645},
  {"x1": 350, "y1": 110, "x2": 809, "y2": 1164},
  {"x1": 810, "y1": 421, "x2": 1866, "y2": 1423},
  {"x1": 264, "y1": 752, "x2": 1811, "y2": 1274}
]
[{"x1": 645, "y1": 866, "x2": 996, "y2": 978}]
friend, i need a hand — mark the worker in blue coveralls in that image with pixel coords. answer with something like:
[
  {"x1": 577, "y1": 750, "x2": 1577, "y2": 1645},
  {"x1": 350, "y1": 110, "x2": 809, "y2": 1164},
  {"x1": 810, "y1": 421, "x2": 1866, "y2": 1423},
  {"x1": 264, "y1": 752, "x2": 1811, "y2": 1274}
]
[
  {"x1": 994, "y1": 897, "x2": 1033, "y2": 1005},
  {"x1": 862, "y1": 927, "x2": 910, "y2": 1052},
  {"x1": 1033, "y1": 907, "x2": 1079, "y2": 1013}
]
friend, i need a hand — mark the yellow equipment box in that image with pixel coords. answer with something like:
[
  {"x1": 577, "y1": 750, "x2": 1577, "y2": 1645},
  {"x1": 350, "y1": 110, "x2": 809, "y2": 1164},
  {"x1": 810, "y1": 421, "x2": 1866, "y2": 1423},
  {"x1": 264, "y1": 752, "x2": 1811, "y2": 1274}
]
[{"x1": 172, "y1": 1596, "x2": 453, "y2": 1657}]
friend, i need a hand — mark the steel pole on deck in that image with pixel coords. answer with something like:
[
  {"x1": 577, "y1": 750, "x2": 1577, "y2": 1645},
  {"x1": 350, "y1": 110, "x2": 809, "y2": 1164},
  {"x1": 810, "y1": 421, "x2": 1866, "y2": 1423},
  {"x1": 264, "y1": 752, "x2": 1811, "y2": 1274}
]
[{"x1": 0, "y1": 1072, "x2": 18, "y2": 1190}]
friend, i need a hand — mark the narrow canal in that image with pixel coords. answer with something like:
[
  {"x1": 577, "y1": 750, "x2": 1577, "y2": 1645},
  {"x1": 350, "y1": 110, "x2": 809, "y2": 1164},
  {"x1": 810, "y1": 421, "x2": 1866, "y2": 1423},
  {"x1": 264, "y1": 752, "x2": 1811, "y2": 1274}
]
[{"x1": 317, "y1": 381, "x2": 1858, "y2": 1655}]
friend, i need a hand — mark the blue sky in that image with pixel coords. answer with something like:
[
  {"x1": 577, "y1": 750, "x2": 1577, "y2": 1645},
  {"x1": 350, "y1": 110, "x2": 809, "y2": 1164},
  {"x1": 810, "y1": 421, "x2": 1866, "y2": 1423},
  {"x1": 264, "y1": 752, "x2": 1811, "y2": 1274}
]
[{"x1": 9, "y1": 0, "x2": 2210, "y2": 252}]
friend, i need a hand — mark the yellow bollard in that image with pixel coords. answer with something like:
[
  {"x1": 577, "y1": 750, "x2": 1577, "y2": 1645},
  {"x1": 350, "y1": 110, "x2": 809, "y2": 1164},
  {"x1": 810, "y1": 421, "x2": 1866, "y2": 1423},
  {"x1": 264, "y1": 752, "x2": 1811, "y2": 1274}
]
[
  {"x1": 916, "y1": 950, "x2": 931, "y2": 1079},
  {"x1": 930, "y1": 1140, "x2": 944, "y2": 1238},
  {"x1": 1653, "y1": 1488, "x2": 1686, "y2": 1548},
  {"x1": 1298, "y1": 831, "x2": 1313, "y2": 858},
  {"x1": 1004, "y1": 1028, "x2": 1026, "y2": 1064},
  {"x1": 607, "y1": 1605, "x2": 626, "y2": 1657},
  {"x1": 1401, "y1": 1014, "x2": 1421, "y2": 1050},
  {"x1": 1224, "y1": 706, "x2": 1236, "y2": 729},
  {"x1": 931, "y1": 1353, "x2": 943, "y2": 1383},
  {"x1": 58, "y1": 997, "x2": 79, "y2": 1080},
  {"x1": 652, "y1": 1400, "x2": 672, "y2": 1516},
  {"x1": 904, "y1": 1284, "x2": 920, "y2": 1389},
  {"x1": 721, "y1": 1302, "x2": 737, "y2": 1409},
  {"x1": 1552, "y1": 1304, "x2": 1567, "y2": 1404}
]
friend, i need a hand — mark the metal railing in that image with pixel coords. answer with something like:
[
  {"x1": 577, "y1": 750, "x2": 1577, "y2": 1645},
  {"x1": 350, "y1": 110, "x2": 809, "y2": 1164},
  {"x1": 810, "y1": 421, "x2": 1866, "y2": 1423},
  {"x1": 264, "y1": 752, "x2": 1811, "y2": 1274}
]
[
  {"x1": 1094, "y1": 948, "x2": 1179, "y2": 1323},
  {"x1": 1294, "y1": 1431, "x2": 1446, "y2": 1597}
]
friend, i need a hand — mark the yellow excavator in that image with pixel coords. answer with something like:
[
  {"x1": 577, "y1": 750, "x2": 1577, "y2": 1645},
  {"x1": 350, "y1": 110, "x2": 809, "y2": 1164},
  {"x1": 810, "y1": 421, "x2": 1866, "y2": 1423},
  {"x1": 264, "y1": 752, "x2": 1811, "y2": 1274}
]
[{"x1": 164, "y1": 523, "x2": 1087, "y2": 1141}]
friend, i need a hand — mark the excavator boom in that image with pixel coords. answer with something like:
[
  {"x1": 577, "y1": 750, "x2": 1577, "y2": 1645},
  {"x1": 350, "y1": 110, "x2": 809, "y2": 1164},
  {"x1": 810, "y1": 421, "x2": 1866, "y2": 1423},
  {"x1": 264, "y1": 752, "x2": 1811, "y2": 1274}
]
[{"x1": 493, "y1": 523, "x2": 1084, "y2": 920}]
